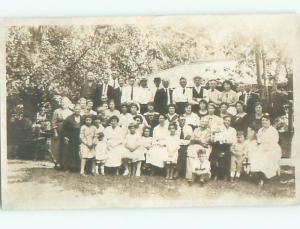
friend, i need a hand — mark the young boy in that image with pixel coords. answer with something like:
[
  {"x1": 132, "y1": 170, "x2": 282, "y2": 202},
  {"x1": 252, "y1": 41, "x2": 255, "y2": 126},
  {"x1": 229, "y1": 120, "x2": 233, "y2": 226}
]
[
  {"x1": 230, "y1": 131, "x2": 247, "y2": 182},
  {"x1": 191, "y1": 149, "x2": 211, "y2": 186}
]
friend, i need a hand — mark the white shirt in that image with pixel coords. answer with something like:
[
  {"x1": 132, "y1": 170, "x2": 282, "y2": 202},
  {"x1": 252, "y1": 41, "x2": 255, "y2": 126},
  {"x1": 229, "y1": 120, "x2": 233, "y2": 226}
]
[
  {"x1": 214, "y1": 126, "x2": 237, "y2": 144},
  {"x1": 139, "y1": 87, "x2": 153, "y2": 104},
  {"x1": 162, "y1": 87, "x2": 172, "y2": 105},
  {"x1": 208, "y1": 89, "x2": 222, "y2": 105},
  {"x1": 121, "y1": 85, "x2": 141, "y2": 104},
  {"x1": 192, "y1": 86, "x2": 209, "y2": 102},
  {"x1": 176, "y1": 124, "x2": 193, "y2": 145},
  {"x1": 109, "y1": 79, "x2": 119, "y2": 89},
  {"x1": 184, "y1": 112, "x2": 200, "y2": 127},
  {"x1": 173, "y1": 86, "x2": 192, "y2": 103}
]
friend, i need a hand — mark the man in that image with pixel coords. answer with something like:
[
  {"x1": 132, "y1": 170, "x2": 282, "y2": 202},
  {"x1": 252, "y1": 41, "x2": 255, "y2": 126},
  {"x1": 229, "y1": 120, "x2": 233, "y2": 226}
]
[
  {"x1": 121, "y1": 76, "x2": 141, "y2": 105},
  {"x1": 270, "y1": 85, "x2": 289, "y2": 119},
  {"x1": 139, "y1": 76, "x2": 153, "y2": 114},
  {"x1": 95, "y1": 75, "x2": 114, "y2": 108},
  {"x1": 191, "y1": 76, "x2": 208, "y2": 112},
  {"x1": 154, "y1": 77, "x2": 173, "y2": 114},
  {"x1": 173, "y1": 77, "x2": 192, "y2": 115},
  {"x1": 174, "y1": 116, "x2": 193, "y2": 178},
  {"x1": 108, "y1": 70, "x2": 119, "y2": 89},
  {"x1": 113, "y1": 77, "x2": 125, "y2": 110},
  {"x1": 80, "y1": 72, "x2": 98, "y2": 101},
  {"x1": 239, "y1": 84, "x2": 259, "y2": 114},
  {"x1": 207, "y1": 79, "x2": 222, "y2": 106}
]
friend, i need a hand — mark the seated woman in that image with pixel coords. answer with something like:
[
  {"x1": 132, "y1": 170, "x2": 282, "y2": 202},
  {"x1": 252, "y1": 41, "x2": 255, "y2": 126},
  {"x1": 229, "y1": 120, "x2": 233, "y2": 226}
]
[
  {"x1": 166, "y1": 104, "x2": 179, "y2": 125},
  {"x1": 209, "y1": 115, "x2": 237, "y2": 181},
  {"x1": 186, "y1": 119, "x2": 211, "y2": 181},
  {"x1": 104, "y1": 115, "x2": 127, "y2": 175},
  {"x1": 197, "y1": 99, "x2": 208, "y2": 119},
  {"x1": 202, "y1": 102, "x2": 223, "y2": 132},
  {"x1": 251, "y1": 113, "x2": 282, "y2": 186},
  {"x1": 129, "y1": 102, "x2": 148, "y2": 126},
  {"x1": 219, "y1": 102, "x2": 231, "y2": 119},
  {"x1": 146, "y1": 114, "x2": 169, "y2": 171},
  {"x1": 105, "y1": 100, "x2": 120, "y2": 119},
  {"x1": 118, "y1": 103, "x2": 132, "y2": 136},
  {"x1": 133, "y1": 115, "x2": 146, "y2": 136},
  {"x1": 232, "y1": 101, "x2": 249, "y2": 133},
  {"x1": 183, "y1": 103, "x2": 200, "y2": 130},
  {"x1": 248, "y1": 102, "x2": 264, "y2": 132}
]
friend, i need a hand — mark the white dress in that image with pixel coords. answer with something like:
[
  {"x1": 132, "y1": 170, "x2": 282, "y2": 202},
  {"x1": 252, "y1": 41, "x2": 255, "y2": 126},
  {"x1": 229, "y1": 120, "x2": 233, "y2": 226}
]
[
  {"x1": 165, "y1": 134, "x2": 181, "y2": 163},
  {"x1": 124, "y1": 133, "x2": 145, "y2": 162},
  {"x1": 79, "y1": 125, "x2": 97, "y2": 159},
  {"x1": 104, "y1": 126, "x2": 127, "y2": 167},
  {"x1": 147, "y1": 125, "x2": 169, "y2": 168},
  {"x1": 141, "y1": 136, "x2": 153, "y2": 161},
  {"x1": 255, "y1": 126, "x2": 282, "y2": 178},
  {"x1": 184, "y1": 112, "x2": 200, "y2": 128},
  {"x1": 95, "y1": 139, "x2": 108, "y2": 161}
]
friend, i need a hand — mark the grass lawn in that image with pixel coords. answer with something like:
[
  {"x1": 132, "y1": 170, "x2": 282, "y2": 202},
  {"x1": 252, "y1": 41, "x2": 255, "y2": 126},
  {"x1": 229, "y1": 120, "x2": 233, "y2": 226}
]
[{"x1": 3, "y1": 160, "x2": 296, "y2": 209}]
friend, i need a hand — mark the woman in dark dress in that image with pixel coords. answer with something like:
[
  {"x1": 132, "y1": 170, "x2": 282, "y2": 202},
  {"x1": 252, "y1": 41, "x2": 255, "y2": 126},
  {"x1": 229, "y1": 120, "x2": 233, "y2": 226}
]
[
  {"x1": 197, "y1": 99, "x2": 208, "y2": 119},
  {"x1": 61, "y1": 105, "x2": 83, "y2": 172},
  {"x1": 247, "y1": 102, "x2": 264, "y2": 132},
  {"x1": 232, "y1": 101, "x2": 249, "y2": 133}
]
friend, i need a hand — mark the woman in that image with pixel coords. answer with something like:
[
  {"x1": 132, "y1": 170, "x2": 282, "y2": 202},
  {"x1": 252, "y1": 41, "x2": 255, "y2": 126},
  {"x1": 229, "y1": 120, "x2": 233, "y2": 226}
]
[
  {"x1": 61, "y1": 104, "x2": 83, "y2": 172},
  {"x1": 186, "y1": 119, "x2": 211, "y2": 181},
  {"x1": 51, "y1": 97, "x2": 73, "y2": 169},
  {"x1": 129, "y1": 103, "x2": 148, "y2": 126},
  {"x1": 202, "y1": 102, "x2": 223, "y2": 132},
  {"x1": 248, "y1": 102, "x2": 264, "y2": 132},
  {"x1": 197, "y1": 99, "x2": 208, "y2": 119},
  {"x1": 232, "y1": 101, "x2": 249, "y2": 133},
  {"x1": 104, "y1": 115, "x2": 127, "y2": 175},
  {"x1": 118, "y1": 103, "x2": 133, "y2": 136},
  {"x1": 105, "y1": 100, "x2": 120, "y2": 119},
  {"x1": 146, "y1": 114, "x2": 169, "y2": 169},
  {"x1": 220, "y1": 80, "x2": 239, "y2": 106},
  {"x1": 209, "y1": 116, "x2": 237, "y2": 180},
  {"x1": 183, "y1": 104, "x2": 200, "y2": 130},
  {"x1": 166, "y1": 104, "x2": 179, "y2": 125},
  {"x1": 252, "y1": 114, "x2": 282, "y2": 185},
  {"x1": 219, "y1": 102, "x2": 230, "y2": 119}
]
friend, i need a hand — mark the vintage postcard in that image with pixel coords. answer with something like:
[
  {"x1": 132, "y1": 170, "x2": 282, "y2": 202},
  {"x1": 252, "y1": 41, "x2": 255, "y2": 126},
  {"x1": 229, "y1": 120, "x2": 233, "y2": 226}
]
[{"x1": 0, "y1": 14, "x2": 299, "y2": 209}]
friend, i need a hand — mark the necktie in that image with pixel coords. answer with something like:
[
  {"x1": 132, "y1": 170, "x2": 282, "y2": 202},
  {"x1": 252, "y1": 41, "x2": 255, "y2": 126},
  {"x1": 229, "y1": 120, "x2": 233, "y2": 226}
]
[
  {"x1": 113, "y1": 80, "x2": 116, "y2": 88},
  {"x1": 131, "y1": 86, "x2": 133, "y2": 100},
  {"x1": 180, "y1": 127, "x2": 184, "y2": 140},
  {"x1": 165, "y1": 89, "x2": 169, "y2": 105},
  {"x1": 183, "y1": 88, "x2": 185, "y2": 95},
  {"x1": 120, "y1": 87, "x2": 122, "y2": 96},
  {"x1": 103, "y1": 84, "x2": 107, "y2": 96}
]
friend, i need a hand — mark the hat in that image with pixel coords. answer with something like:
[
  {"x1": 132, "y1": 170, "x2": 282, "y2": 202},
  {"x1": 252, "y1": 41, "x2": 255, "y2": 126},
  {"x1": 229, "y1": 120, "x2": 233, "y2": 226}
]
[
  {"x1": 140, "y1": 76, "x2": 147, "y2": 81},
  {"x1": 193, "y1": 76, "x2": 202, "y2": 80}
]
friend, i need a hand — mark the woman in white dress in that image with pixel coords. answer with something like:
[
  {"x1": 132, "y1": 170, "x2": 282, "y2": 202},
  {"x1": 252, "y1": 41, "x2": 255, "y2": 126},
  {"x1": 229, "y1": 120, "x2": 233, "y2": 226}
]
[
  {"x1": 147, "y1": 114, "x2": 169, "y2": 170},
  {"x1": 104, "y1": 115, "x2": 127, "y2": 175},
  {"x1": 252, "y1": 113, "x2": 282, "y2": 185},
  {"x1": 105, "y1": 100, "x2": 120, "y2": 119},
  {"x1": 202, "y1": 102, "x2": 223, "y2": 132},
  {"x1": 118, "y1": 103, "x2": 133, "y2": 137},
  {"x1": 183, "y1": 103, "x2": 200, "y2": 130}
]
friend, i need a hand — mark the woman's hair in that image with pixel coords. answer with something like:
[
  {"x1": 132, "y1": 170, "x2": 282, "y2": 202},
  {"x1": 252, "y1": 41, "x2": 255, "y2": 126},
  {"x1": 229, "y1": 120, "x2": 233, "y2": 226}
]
[
  {"x1": 219, "y1": 102, "x2": 229, "y2": 108},
  {"x1": 133, "y1": 115, "x2": 143, "y2": 123},
  {"x1": 168, "y1": 104, "x2": 176, "y2": 109},
  {"x1": 130, "y1": 102, "x2": 139, "y2": 111},
  {"x1": 222, "y1": 80, "x2": 233, "y2": 89},
  {"x1": 262, "y1": 113, "x2": 271, "y2": 121},
  {"x1": 158, "y1": 114, "x2": 167, "y2": 120},
  {"x1": 142, "y1": 126, "x2": 151, "y2": 136},
  {"x1": 168, "y1": 123, "x2": 178, "y2": 130},
  {"x1": 199, "y1": 99, "x2": 208, "y2": 107},
  {"x1": 109, "y1": 115, "x2": 119, "y2": 123}
]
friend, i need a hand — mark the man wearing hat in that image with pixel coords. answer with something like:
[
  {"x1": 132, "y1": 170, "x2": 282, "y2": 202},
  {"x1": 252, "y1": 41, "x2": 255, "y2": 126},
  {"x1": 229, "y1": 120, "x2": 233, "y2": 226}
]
[
  {"x1": 108, "y1": 70, "x2": 119, "y2": 89},
  {"x1": 154, "y1": 77, "x2": 173, "y2": 114},
  {"x1": 138, "y1": 76, "x2": 153, "y2": 114},
  {"x1": 191, "y1": 76, "x2": 208, "y2": 112}
]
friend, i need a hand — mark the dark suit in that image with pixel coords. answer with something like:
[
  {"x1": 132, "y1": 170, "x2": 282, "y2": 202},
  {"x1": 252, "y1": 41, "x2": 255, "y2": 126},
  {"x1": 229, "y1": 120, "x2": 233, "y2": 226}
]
[
  {"x1": 154, "y1": 88, "x2": 173, "y2": 114},
  {"x1": 113, "y1": 87, "x2": 123, "y2": 110},
  {"x1": 192, "y1": 87, "x2": 205, "y2": 112},
  {"x1": 239, "y1": 92, "x2": 259, "y2": 114},
  {"x1": 80, "y1": 82, "x2": 98, "y2": 100},
  {"x1": 94, "y1": 83, "x2": 114, "y2": 108}
]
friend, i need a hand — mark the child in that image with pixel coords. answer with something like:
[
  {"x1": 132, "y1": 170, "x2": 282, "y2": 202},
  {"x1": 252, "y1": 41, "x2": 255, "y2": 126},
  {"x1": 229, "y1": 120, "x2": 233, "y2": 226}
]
[
  {"x1": 191, "y1": 149, "x2": 211, "y2": 186},
  {"x1": 85, "y1": 100, "x2": 97, "y2": 116},
  {"x1": 94, "y1": 116, "x2": 105, "y2": 135},
  {"x1": 165, "y1": 123, "x2": 180, "y2": 180},
  {"x1": 141, "y1": 127, "x2": 153, "y2": 173},
  {"x1": 133, "y1": 115, "x2": 145, "y2": 136},
  {"x1": 79, "y1": 115, "x2": 97, "y2": 176},
  {"x1": 95, "y1": 132, "x2": 107, "y2": 175},
  {"x1": 230, "y1": 131, "x2": 247, "y2": 181},
  {"x1": 124, "y1": 123, "x2": 144, "y2": 176}
]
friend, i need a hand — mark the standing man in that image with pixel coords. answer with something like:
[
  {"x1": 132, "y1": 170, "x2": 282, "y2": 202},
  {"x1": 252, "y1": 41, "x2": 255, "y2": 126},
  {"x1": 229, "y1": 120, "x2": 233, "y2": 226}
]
[
  {"x1": 239, "y1": 84, "x2": 259, "y2": 114},
  {"x1": 191, "y1": 76, "x2": 208, "y2": 112},
  {"x1": 139, "y1": 76, "x2": 153, "y2": 114},
  {"x1": 121, "y1": 76, "x2": 141, "y2": 105},
  {"x1": 154, "y1": 77, "x2": 173, "y2": 114},
  {"x1": 173, "y1": 77, "x2": 192, "y2": 115},
  {"x1": 80, "y1": 72, "x2": 98, "y2": 101},
  {"x1": 95, "y1": 75, "x2": 114, "y2": 108},
  {"x1": 113, "y1": 77, "x2": 125, "y2": 111},
  {"x1": 109, "y1": 70, "x2": 119, "y2": 89},
  {"x1": 207, "y1": 79, "x2": 222, "y2": 106}
]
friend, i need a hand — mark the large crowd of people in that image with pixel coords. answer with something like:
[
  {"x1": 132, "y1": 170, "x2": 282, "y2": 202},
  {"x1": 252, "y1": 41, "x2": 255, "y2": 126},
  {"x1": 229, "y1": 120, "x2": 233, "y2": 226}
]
[{"x1": 7, "y1": 72, "x2": 293, "y2": 186}]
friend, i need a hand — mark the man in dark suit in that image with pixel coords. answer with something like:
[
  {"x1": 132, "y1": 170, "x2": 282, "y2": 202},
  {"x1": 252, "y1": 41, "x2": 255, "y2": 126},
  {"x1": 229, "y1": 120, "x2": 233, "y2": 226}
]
[
  {"x1": 80, "y1": 72, "x2": 98, "y2": 101},
  {"x1": 191, "y1": 76, "x2": 208, "y2": 112},
  {"x1": 154, "y1": 77, "x2": 173, "y2": 114},
  {"x1": 113, "y1": 77, "x2": 125, "y2": 110},
  {"x1": 94, "y1": 75, "x2": 114, "y2": 108},
  {"x1": 239, "y1": 84, "x2": 259, "y2": 114}
]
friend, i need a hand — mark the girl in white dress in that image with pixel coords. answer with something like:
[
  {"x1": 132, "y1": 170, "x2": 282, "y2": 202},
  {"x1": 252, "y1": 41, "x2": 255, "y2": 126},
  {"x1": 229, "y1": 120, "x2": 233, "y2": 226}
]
[
  {"x1": 94, "y1": 132, "x2": 107, "y2": 175},
  {"x1": 165, "y1": 123, "x2": 181, "y2": 180},
  {"x1": 118, "y1": 104, "x2": 133, "y2": 137},
  {"x1": 141, "y1": 127, "x2": 153, "y2": 164},
  {"x1": 79, "y1": 115, "x2": 97, "y2": 176},
  {"x1": 104, "y1": 115, "x2": 127, "y2": 175},
  {"x1": 147, "y1": 114, "x2": 169, "y2": 169},
  {"x1": 123, "y1": 123, "x2": 144, "y2": 176}
]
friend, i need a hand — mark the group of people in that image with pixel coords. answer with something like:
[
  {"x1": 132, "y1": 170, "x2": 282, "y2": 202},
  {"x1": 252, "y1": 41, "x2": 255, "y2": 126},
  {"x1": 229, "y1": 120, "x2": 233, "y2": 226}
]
[{"x1": 7, "y1": 72, "x2": 293, "y2": 186}]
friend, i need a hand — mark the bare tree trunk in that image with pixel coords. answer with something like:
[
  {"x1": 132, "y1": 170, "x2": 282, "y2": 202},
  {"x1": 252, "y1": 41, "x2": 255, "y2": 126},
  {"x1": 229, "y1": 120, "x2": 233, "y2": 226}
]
[{"x1": 255, "y1": 45, "x2": 262, "y2": 86}]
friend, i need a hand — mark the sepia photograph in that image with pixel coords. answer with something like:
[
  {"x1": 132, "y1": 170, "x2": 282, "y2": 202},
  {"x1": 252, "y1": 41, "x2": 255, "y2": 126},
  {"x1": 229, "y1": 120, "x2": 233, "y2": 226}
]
[{"x1": 1, "y1": 14, "x2": 299, "y2": 209}]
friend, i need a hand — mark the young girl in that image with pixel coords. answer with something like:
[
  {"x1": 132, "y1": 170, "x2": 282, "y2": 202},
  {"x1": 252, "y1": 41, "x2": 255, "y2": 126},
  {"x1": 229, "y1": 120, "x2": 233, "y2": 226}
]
[
  {"x1": 141, "y1": 127, "x2": 153, "y2": 172},
  {"x1": 79, "y1": 115, "x2": 97, "y2": 176},
  {"x1": 95, "y1": 132, "x2": 107, "y2": 175},
  {"x1": 230, "y1": 131, "x2": 247, "y2": 182},
  {"x1": 165, "y1": 123, "x2": 181, "y2": 180},
  {"x1": 94, "y1": 116, "x2": 105, "y2": 134},
  {"x1": 124, "y1": 123, "x2": 144, "y2": 176}
]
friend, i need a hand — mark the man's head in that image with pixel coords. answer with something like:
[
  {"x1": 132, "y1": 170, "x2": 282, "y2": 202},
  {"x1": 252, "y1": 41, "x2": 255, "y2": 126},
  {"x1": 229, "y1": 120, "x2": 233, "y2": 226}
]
[
  {"x1": 193, "y1": 76, "x2": 202, "y2": 87},
  {"x1": 128, "y1": 77, "x2": 135, "y2": 86},
  {"x1": 118, "y1": 77, "x2": 125, "y2": 87},
  {"x1": 87, "y1": 72, "x2": 94, "y2": 81},
  {"x1": 179, "y1": 77, "x2": 187, "y2": 88},
  {"x1": 162, "y1": 77, "x2": 170, "y2": 88}
]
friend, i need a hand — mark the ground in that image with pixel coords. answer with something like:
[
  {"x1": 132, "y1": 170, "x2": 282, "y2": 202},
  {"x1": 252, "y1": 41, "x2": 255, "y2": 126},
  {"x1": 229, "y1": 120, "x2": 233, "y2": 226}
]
[{"x1": 2, "y1": 160, "x2": 296, "y2": 209}]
